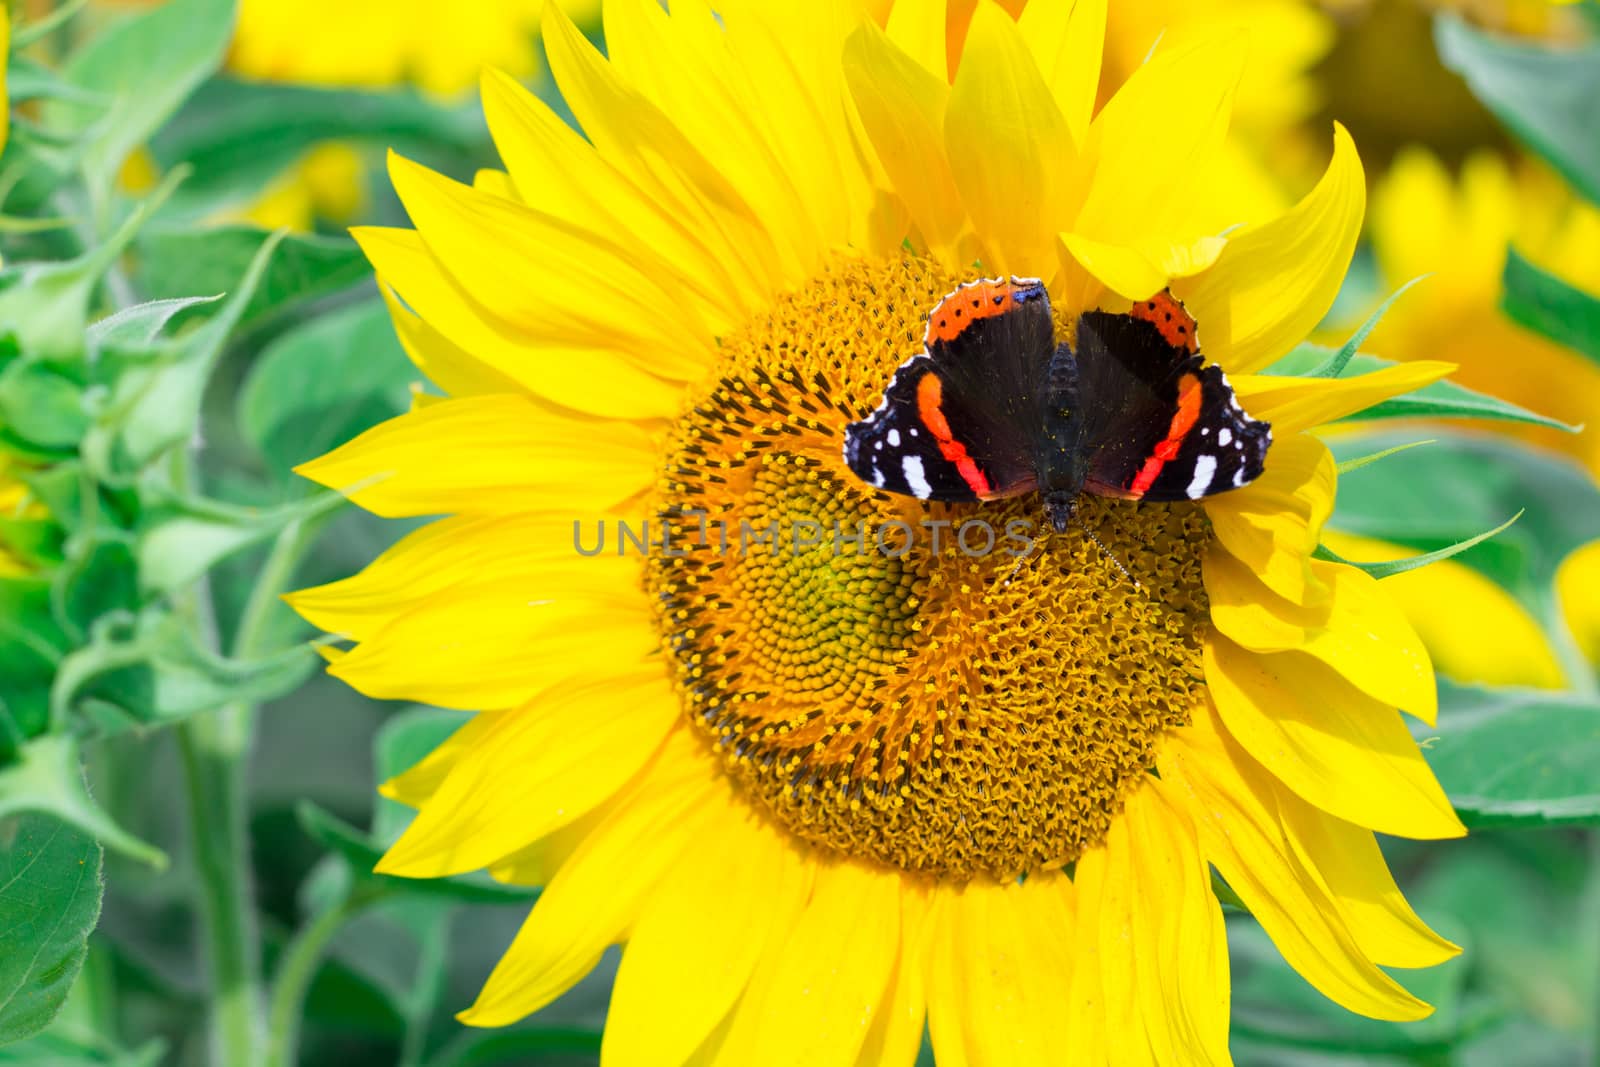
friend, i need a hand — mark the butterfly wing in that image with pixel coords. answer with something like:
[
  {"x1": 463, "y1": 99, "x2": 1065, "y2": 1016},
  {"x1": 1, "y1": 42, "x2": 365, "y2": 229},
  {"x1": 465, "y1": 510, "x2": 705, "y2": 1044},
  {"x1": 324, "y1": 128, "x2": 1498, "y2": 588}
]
[
  {"x1": 1075, "y1": 293, "x2": 1271, "y2": 501},
  {"x1": 844, "y1": 278, "x2": 1053, "y2": 501}
]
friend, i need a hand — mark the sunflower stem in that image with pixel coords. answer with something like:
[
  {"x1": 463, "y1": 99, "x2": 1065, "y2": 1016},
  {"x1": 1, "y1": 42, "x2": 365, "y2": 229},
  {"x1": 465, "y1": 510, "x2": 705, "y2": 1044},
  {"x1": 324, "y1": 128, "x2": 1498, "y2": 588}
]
[
  {"x1": 178, "y1": 705, "x2": 266, "y2": 1067},
  {"x1": 178, "y1": 507, "x2": 328, "y2": 1067}
]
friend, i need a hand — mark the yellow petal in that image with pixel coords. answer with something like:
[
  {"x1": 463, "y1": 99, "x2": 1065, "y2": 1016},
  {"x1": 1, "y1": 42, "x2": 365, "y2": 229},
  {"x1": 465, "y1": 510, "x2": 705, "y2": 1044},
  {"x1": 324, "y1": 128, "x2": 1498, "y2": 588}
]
[
  {"x1": 604, "y1": 815, "x2": 812, "y2": 1067},
  {"x1": 1160, "y1": 716, "x2": 1434, "y2": 1021},
  {"x1": 1063, "y1": 849, "x2": 1109, "y2": 1064},
  {"x1": 1205, "y1": 635, "x2": 1463, "y2": 839},
  {"x1": 459, "y1": 740, "x2": 720, "y2": 1026},
  {"x1": 387, "y1": 152, "x2": 712, "y2": 377},
  {"x1": 1324, "y1": 530, "x2": 1567, "y2": 690},
  {"x1": 1206, "y1": 549, "x2": 1438, "y2": 724},
  {"x1": 328, "y1": 586, "x2": 657, "y2": 710},
  {"x1": 1059, "y1": 232, "x2": 1228, "y2": 305},
  {"x1": 470, "y1": 167, "x2": 517, "y2": 201},
  {"x1": 944, "y1": 1, "x2": 1075, "y2": 277},
  {"x1": 844, "y1": 20, "x2": 970, "y2": 265},
  {"x1": 926, "y1": 873, "x2": 1075, "y2": 1066},
  {"x1": 601, "y1": 0, "x2": 820, "y2": 277},
  {"x1": 1089, "y1": 828, "x2": 1149, "y2": 1066},
  {"x1": 355, "y1": 226, "x2": 686, "y2": 419},
  {"x1": 378, "y1": 283, "x2": 523, "y2": 398},
  {"x1": 286, "y1": 512, "x2": 638, "y2": 643},
  {"x1": 1016, "y1": 0, "x2": 1105, "y2": 146},
  {"x1": 885, "y1": 0, "x2": 949, "y2": 78},
  {"x1": 729, "y1": 862, "x2": 902, "y2": 1067},
  {"x1": 378, "y1": 709, "x2": 503, "y2": 809},
  {"x1": 541, "y1": 2, "x2": 786, "y2": 293},
  {"x1": 1230, "y1": 361, "x2": 1456, "y2": 434},
  {"x1": 478, "y1": 68, "x2": 758, "y2": 335},
  {"x1": 1070, "y1": 34, "x2": 1243, "y2": 250},
  {"x1": 1274, "y1": 789, "x2": 1461, "y2": 970},
  {"x1": 376, "y1": 667, "x2": 678, "y2": 877},
  {"x1": 1559, "y1": 539, "x2": 1600, "y2": 668},
  {"x1": 856, "y1": 880, "x2": 935, "y2": 1067},
  {"x1": 1205, "y1": 432, "x2": 1334, "y2": 603},
  {"x1": 294, "y1": 394, "x2": 659, "y2": 519},
  {"x1": 1124, "y1": 784, "x2": 1231, "y2": 1067},
  {"x1": 1178, "y1": 124, "x2": 1365, "y2": 373},
  {"x1": 713, "y1": 0, "x2": 886, "y2": 251}
]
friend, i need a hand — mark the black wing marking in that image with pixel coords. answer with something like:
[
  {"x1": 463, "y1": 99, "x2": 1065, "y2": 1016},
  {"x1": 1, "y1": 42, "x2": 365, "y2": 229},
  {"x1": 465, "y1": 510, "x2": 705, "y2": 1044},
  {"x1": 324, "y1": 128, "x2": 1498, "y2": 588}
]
[
  {"x1": 843, "y1": 358, "x2": 989, "y2": 500},
  {"x1": 1136, "y1": 365, "x2": 1271, "y2": 501}
]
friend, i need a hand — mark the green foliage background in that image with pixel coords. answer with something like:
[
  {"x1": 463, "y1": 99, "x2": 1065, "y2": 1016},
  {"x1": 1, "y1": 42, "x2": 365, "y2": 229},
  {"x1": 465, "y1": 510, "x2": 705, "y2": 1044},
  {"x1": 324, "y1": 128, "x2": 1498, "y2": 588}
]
[{"x1": 0, "y1": 1, "x2": 1597, "y2": 1066}]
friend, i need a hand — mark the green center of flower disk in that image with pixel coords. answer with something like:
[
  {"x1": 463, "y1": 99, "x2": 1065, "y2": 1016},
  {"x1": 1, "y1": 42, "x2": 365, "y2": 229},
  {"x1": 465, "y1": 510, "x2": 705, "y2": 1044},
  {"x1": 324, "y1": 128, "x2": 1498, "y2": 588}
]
[{"x1": 644, "y1": 256, "x2": 1212, "y2": 881}]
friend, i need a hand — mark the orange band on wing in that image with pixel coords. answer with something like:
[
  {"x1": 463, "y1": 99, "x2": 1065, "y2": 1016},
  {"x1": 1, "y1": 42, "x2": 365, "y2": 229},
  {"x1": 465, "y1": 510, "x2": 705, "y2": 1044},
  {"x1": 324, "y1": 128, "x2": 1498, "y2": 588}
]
[
  {"x1": 926, "y1": 280, "x2": 1027, "y2": 345},
  {"x1": 915, "y1": 373, "x2": 993, "y2": 496},
  {"x1": 1130, "y1": 290, "x2": 1200, "y2": 353},
  {"x1": 1129, "y1": 372, "x2": 1203, "y2": 496}
]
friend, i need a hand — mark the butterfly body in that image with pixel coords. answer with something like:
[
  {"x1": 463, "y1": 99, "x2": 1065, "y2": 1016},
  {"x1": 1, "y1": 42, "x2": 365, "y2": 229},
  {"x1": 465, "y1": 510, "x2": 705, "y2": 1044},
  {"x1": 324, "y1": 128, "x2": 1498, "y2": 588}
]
[{"x1": 843, "y1": 278, "x2": 1270, "y2": 532}]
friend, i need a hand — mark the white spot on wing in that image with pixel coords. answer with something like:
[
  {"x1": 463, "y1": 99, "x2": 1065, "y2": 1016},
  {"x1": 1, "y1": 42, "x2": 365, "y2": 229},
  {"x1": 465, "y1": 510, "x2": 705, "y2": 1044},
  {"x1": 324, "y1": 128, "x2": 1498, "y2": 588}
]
[
  {"x1": 887, "y1": 429, "x2": 901, "y2": 447},
  {"x1": 1233, "y1": 466, "x2": 1248, "y2": 487},
  {"x1": 1186, "y1": 455, "x2": 1218, "y2": 499},
  {"x1": 903, "y1": 456, "x2": 932, "y2": 498},
  {"x1": 1217, "y1": 428, "x2": 1232, "y2": 446}
]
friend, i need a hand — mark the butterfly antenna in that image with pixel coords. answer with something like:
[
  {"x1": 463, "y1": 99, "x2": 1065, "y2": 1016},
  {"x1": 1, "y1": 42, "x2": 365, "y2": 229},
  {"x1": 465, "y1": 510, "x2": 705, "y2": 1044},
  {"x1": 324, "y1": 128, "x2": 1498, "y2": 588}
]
[
  {"x1": 1000, "y1": 533, "x2": 1038, "y2": 587},
  {"x1": 1083, "y1": 527, "x2": 1142, "y2": 592}
]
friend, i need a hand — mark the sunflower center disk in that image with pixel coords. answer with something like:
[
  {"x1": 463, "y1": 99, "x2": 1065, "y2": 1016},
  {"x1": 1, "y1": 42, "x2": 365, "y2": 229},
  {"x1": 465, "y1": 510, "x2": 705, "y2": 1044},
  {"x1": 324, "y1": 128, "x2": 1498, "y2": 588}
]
[{"x1": 644, "y1": 256, "x2": 1213, "y2": 881}]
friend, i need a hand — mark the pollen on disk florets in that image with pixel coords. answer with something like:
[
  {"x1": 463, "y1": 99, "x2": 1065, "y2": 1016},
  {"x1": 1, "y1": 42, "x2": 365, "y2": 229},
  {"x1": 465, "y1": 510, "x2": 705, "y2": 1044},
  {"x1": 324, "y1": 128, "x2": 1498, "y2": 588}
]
[{"x1": 643, "y1": 255, "x2": 1212, "y2": 881}]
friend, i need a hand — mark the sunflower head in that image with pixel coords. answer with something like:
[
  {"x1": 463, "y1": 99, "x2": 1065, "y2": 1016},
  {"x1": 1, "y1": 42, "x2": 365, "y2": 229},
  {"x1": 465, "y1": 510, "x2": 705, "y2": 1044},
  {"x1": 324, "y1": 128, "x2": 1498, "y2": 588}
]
[{"x1": 295, "y1": 1, "x2": 1469, "y2": 1059}]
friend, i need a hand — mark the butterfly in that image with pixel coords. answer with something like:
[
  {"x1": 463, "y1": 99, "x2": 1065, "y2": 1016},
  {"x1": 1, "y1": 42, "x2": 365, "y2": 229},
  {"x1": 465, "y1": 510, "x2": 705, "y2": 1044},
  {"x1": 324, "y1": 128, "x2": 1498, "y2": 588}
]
[{"x1": 843, "y1": 277, "x2": 1271, "y2": 532}]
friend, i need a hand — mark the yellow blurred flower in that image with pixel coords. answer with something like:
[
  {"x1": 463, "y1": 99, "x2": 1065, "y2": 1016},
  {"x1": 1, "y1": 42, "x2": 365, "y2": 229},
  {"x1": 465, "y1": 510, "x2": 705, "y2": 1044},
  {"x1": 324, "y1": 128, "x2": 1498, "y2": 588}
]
[
  {"x1": 1, "y1": 4, "x2": 10, "y2": 159},
  {"x1": 293, "y1": 1, "x2": 1465, "y2": 1059},
  {"x1": 1323, "y1": 530, "x2": 1567, "y2": 688},
  {"x1": 235, "y1": 142, "x2": 367, "y2": 232},
  {"x1": 230, "y1": 0, "x2": 601, "y2": 96},
  {"x1": 1557, "y1": 539, "x2": 1600, "y2": 669},
  {"x1": 1362, "y1": 148, "x2": 1600, "y2": 476}
]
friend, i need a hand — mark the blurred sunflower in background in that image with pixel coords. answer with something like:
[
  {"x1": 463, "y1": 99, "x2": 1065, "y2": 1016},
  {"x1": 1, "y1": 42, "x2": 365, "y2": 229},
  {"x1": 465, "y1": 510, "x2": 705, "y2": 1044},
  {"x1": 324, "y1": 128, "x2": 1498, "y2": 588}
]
[
  {"x1": 93, "y1": 0, "x2": 602, "y2": 230},
  {"x1": 292, "y1": 2, "x2": 1474, "y2": 1061}
]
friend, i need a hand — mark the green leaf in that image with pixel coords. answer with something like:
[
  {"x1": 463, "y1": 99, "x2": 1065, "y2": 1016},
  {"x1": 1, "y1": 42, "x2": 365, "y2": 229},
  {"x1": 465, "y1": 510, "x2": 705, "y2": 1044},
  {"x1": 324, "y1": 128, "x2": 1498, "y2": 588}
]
[
  {"x1": 51, "y1": 0, "x2": 236, "y2": 192},
  {"x1": 1266, "y1": 346, "x2": 1575, "y2": 431},
  {"x1": 1227, "y1": 918, "x2": 1483, "y2": 1058},
  {"x1": 238, "y1": 297, "x2": 413, "y2": 473},
  {"x1": 86, "y1": 295, "x2": 223, "y2": 348},
  {"x1": 1435, "y1": 13, "x2": 1600, "y2": 205},
  {"x1": 1413, "y1": 832, "x2": 1591, "y2": 1029},
  {"x1": 1305, "y1": 275, "x2": 1431, "y2": 379},
  {"x1": 0, "y1": 363, "x2": 86, "y2": 452},
  {"x1": 0, "y1": 734, "x2": 161, "y2": 866},
  {"x1": 135, "y1": 487, "x2": 345, "y2": 595},
  {"x1": 149, "y1": 78, "x2": 488, "y2": 218},
  {"x1": 0, "y1": 580, "x2": 69, "y2": 757},
  {"x1": 0, "y1": 169, "x2": 185, "y2": 359},
  {"x1": 132, "y1": 226, "x2": 370, "y2": 338},
  {"x1": 1502, "y1": 249, "x2": 1600, "y2": 368},
  {"x1": 1315, "y1": 510, "x2": 1523, "y2": 579},
  {"x1": 1327, "y1": 429, "x2": 1600, "y2": 607},
  {"x1": 50, "y1": 610, "x2": 317, "y2": 733},
  {"x1": 1424, "y1": 684, "x2": 1600, "y2": 828},
  {"x1": 84, "y1": 231, "x2": 284, "y2": 479},
  {"x1": 1336, "y1": 438, "x2": 1435, "y2": 475},
  {"x1": 0, "y1": 815, "x2": 103, "y2": 1045}
]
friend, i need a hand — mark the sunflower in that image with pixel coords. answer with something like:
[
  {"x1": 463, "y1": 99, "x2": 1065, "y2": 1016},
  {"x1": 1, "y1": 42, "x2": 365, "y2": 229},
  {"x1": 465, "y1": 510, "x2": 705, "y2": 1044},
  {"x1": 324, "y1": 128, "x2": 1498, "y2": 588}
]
[
  {"x1": 293, "y1": 2, "x2": 1467, "y2": 1060},
  {"x1": 1361, "y1": 148, "x2": 1600, "y2": 476},
  {"x1": 229, "y1": 0, "x2": 601, "y2": 96}
]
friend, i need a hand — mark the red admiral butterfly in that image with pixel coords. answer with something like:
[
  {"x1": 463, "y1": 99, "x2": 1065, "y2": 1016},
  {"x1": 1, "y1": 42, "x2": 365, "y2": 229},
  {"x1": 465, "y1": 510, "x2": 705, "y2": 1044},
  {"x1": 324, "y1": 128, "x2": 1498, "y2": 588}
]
[{"x1": 844, "y1": 278, "x2": 1271, "y2": 532}]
